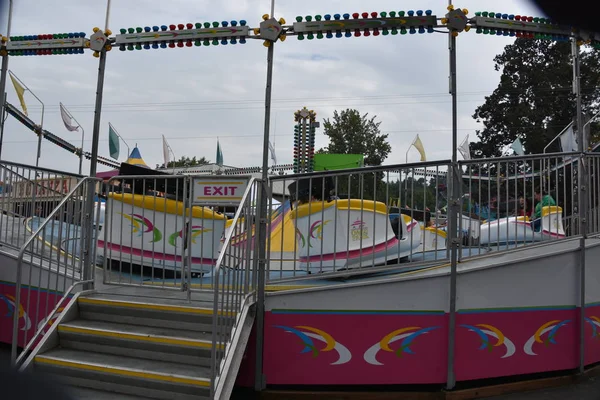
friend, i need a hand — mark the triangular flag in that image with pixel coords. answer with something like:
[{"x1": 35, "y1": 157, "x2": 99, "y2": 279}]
[
  {"x1": 458, "y1": 135, "x2": 471, "y2": 160},
  {"x1": 216, "y1": 140, "x2": 223, "y2": 166},
  {"x1": 162, "y1": 135, "x2": 170, "y2": 167},
  {"x1": 9, "y1": 73, "x2": 28, "y2": 116},
  {"x1": 510, "y1": 138, "x2": 525, "y2": 156},
  {"x1": 412, "y1": 135, "x2": 426, "y2": 161},
  {"x1": 268, "y1": 140, "x2": 277, "y2": 165},
  {"x1": 108, "y1": 123, "x2": 120, "y2": 160},
  {"x1": 59, "y1": 103, "x2": 79, "y2": 132}
]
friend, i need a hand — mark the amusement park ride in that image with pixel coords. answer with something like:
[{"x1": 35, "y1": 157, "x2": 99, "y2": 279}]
[{"x1": 2, "y1": 2, "x2": 600, "y2": 399}]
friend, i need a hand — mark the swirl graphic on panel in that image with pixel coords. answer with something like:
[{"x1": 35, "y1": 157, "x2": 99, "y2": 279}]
[
  {"x1": 585, "y1": 316, "x2": 600, "y2": 339},
  {"x1": 523, "y1": 319, "x2": 570, "y2": 356},
  {"x1": 273, "y1": 325, "x2": 351, "y2": 365},
  {"x1": 121, "y1": 213, "x2": 162, "y2": 242},
  {"x1": 0, "y1": 294, "x2": 31, "y2": 331},
  {"x1": 460, "y1": 323, "x2": 516, "y2": 358},
  {"x1": 364, "y1": 326, "x2": 440, "y2": 365}
]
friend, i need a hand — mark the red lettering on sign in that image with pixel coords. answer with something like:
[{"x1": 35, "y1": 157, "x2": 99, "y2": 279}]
[
  {"x1": 228, "y1": 186, "x2": 237, "y2": 195},
  {"x1": 212, "y1": 186, "x2": 223, "y2": 195},
  {"x1": 204, "y1": 187, "x2": 211, "y2": 196},
  {"x1": 62, "y1": 179, "x2": 69, "y2": 193}
]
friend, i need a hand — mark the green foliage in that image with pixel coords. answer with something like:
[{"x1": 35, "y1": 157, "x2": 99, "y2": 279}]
[
  {"x1": 156, "y1": 155, "x2": 210, "y2": 169},
  {"x1": 319, "y1": 109, "x2": 392, "y2": 201},
  {"x1": 320, "y1": 109, "x2": 391, "y2": 165},
  {"x1": 472, "y1": 38, "x2": 600, "y2": 158}
]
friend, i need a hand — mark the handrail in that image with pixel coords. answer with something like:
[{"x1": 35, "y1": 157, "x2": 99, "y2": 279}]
[
  {"x1": 210, "y1": 177, "x2": 257, "y2": 280},
  {"x1": 269, "y1": 159, "x2": 452, "y2": 181},
  {"x1": 11, "y1": 177, "x2": 100, "y2": 363},
  {"x1": 14, "y1": 279, "x2": 93, "y2": 367},
  {"x1": 210, "y1": 177, "x2": 257, "y2": 397},
  {"x1": 1, "y1": 167, "x2": 74, "y2": 199},
  {"x1": 0, "y1": 157, "x2": 85, "y2": 179}
]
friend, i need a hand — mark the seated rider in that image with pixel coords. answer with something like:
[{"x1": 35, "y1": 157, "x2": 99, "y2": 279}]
[{"x1": 531, "y1": 187, "x2": 556, "y2": 231}]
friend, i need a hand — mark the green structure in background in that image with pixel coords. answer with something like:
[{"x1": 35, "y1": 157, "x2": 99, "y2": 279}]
[{"x1": 314, "y1": 153, "x2": 364, "y2": 171}]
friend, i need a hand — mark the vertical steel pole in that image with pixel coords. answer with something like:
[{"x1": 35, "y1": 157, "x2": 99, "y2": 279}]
[
  {"x1": 82, "y1": 48, "x2": 107, "y2": 290},
  {"x1": 79, "y1": 126, "x2": 85, "y2": 175},
  {"x1": 446, "y1": 17, "x2": 459, "y2": 390},
  {"x1": 572, "y1": 37, "x2": 587, "y2": 374},
  {"x1": 0, "y1": 0, "x2": 13, "y2": 160},
  {"x1": 0, "y1": 92, "x2": 6, "y2": 159},
  {"x1": 254, "y1": 22, "x2": 275, "y2": 394}
]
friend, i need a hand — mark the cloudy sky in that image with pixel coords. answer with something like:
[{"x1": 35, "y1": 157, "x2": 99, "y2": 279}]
[{"x1": 0, "y1": 0, "x2": 542, "y2": 174}]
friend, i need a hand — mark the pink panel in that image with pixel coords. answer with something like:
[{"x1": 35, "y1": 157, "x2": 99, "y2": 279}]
[
  {"x1": 455, "y1": 307, "x2": 578, "y2": 381},
  {"x1": 263, "y1": 310, "x2": 448, "y2": 385},
  {"x1": 585, "y1": 303, "x2": 600, "y2": 366},
  {"x1": 0, "y1": 281, "x2": 66, "y2": 348}
]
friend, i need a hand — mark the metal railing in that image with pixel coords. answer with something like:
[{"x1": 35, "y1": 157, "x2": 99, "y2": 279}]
[
  {"x1": 101, "y1": 174, "x2": 215, "y2": 293},
  {"x1": 265, "y1": 153, "x2": 581, "y2": 282},
  {"x1": 210, "y1": 178, "x2": 260, "y2": 398},
  {"x1": 0, "y1": 160, "x2": 84, "y2": 250},
  {"x1": 11, "y1": 177, "x2": 102, "y2": 364},
  {"x1": 457, "y1": 152, "x2": 576, "y2": 258}
]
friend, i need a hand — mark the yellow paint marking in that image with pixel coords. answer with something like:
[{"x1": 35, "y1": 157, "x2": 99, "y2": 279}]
[
  {"x1": 140, "y1": 281, "x2": 316, "y2": 292},
  {"x1": 57, "y1": 325, "x2": 221, "y2": 349},
  {"x1": 34, "y1": 356, "x2": 210, "y2": 387},
  {"x1": 78, "y1": 297, "x2": 235, "y2": 317}
]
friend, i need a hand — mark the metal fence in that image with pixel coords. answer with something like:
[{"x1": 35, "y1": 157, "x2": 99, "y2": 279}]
[
  {"x1": 0, "y1": 160, "x2": 84, "y2": 250},
  {"x1": 210, "y1": 178, "x2": 260, "y2": 398},
  {"x1": 265, "y1": 153, "x2": 584, "y2": 282},
  {"x1": 11, "y1": 177, "x2": 102, "y2": 364}
]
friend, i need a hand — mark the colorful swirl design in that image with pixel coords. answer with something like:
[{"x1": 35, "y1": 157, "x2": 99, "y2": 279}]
[
  {"x1": 168, "y1": 225, "x2": 212, "y2": 247},
  {"x1": 273, "y1": 325, "x2": 351, "y2": 365},
  {"x1": 121, "y1": 213, "x2": 162, "y2": 243},
  {"x1": 0, "y1": 294, "x2": 31, "y2": 331}
]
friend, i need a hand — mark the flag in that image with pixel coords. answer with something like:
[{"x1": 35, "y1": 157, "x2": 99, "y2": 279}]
[
  {"x1": 510, "y1": 138, "x2": 525, "y2": 156},
  {"x1": 108, "y1": 123, "x2": 120, "y2": 160},
  {"x1": 162, "y1": 135, "x2": 170, "y2": 167},
  {"x1": 559, "y1": 123, "x2": 577, "y2": 152},
  {"x1": 9, "y1": 73, "x2": 27, "y2": 116},
  {"x1": 458, "y1": 135, "x2": 471, "y2": 160},
  {"x1": 59, "y1": 103, "x2": 79, "y2": 132},
  {"x1": 412, "y1": 135, "x2": 426, "y2": 161},
  {"x1": 216, "y1": 140, "x2": 223, "y2": 166},
  {"x1": 268, "y1": 140, "x2": 277, "y2": 164}
]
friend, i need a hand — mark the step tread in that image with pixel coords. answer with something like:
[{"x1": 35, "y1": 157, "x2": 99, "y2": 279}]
[
  {"x1": 59, "y1": 319, "x2": 214, "y2": 346},
  {"x1": 78, "y1": 295, "x2": 216, "y2": 315},
  {"x1": 83, "y1": 289, "x2": 216, "y2": 309},
  {"x1": 67, "y1": 386, "x2": 155, "y2": 400},
  {"x1": 36, "y1": 348, "x2": 211, "y2": 385}
]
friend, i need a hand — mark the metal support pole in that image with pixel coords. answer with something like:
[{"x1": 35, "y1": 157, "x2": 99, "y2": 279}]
[
  {"x1": 0, "y1": 92, "x2": 6, "y2": 159},
  {"x1": 0, "y1": 0, "x2": 13, "y2": 160},
  {"x1": 82, "y1": 48, "x2": 107, "y2": 290},
  {"x1": 572, "y1": 37, "x2": 587, "y2": 374},
  {"x1": 254, "y1": 37, "x2": 274, "y2": 393},
  {"x1": 446, "y1": 23, "x2": 459, "y2": 390}
]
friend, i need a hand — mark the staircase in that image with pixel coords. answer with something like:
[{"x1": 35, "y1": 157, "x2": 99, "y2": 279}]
[{"x1": 26, "y1": 290, "x2": 250, "y2": 400}]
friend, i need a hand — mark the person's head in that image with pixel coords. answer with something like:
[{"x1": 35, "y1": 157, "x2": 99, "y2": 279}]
[
  {"x1": 534, "y1": 186, "x2": 543, "y2": 201},
  {"x1": 518, "y1": 196, "x2": 525, "y2": 206}
]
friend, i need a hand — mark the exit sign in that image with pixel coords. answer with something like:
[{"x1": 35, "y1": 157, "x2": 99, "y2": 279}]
[{"x1": 191, "y1": 177, "x2": 250, "y2": 205}]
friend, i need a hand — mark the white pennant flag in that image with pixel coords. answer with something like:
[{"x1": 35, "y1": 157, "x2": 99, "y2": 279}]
[
  {"x1": 268, "y1": 140, "x2": 277, "y2": 164},
  {"x1": 458, "y1": 135, "x2": 471, "y2": 160},
  {"x1": 162, "y1": 135, "x2": 170, "y2": 167},
  {"x1": 510, "y1": 137, "x2": 525, "y2": 156},
  {"x1": 59, "y1": 102, "x2": 79, "y2": 132}
]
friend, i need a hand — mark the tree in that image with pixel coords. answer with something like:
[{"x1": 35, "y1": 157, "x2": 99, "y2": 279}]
[
  {"x1": 471, "y1": 38, "x2": 600, "y2": 158},
  {"x1": 156, "y1": 156, "x2": 210, "y2": 169},
  {"x1": 320, "y1": 109, "x2": 391, "y2": 165},
  {"x1": 319, "y1": 109, "x2": 392, "y2": 201}
]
